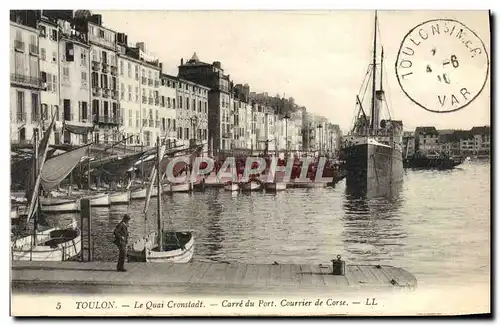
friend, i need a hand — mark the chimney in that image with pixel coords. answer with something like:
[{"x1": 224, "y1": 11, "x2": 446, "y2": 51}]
[
  {"x1": 181, "y1": 58, "x2": 184, "y2": 65},
  {"x1": 136, "y1": 42, "x2": 145, "y2": 52}
]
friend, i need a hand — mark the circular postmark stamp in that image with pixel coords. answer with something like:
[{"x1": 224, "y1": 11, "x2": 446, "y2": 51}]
[{"x1": 395, "y1": 19, "x2": 489, "y2": 113}]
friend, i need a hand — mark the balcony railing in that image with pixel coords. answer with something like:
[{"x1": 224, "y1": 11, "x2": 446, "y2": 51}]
[
  {"x1": 79, "y1": 115, "x2": 92, "y2": 123},
  {"x1": 14, "y1": 40, "x2": 25, "y2": 52},
  {"x1": 10, "y1": 74, "x2": 43, "y2": 88},
  {"x1": 92, "y1": 61, "x2": 100, "y2": 70},
  {"x1": 16, "y1": 111, "x2": 26, "y2": 123},
  {"x1": 141, "y1": 77, "x2": 147, "y2": 85},
  {"x1": 29, "y1": 44, "x2": 38, "y2": 55},
  {"x1": 148, "y1": 97, "x2": 153, "y2": 105},
  {"x1": 110, "y1": 66, "x2": 118, "y2": 76},
  {"x1": 94, "y1": 115, "x2": 123, "y2": 125},
  {"x1": 222, "y1": 132, "x2": 231, "y2": 139},
  {"x1": 142, "y1": 96, "x2": 147, "y2": 104}
]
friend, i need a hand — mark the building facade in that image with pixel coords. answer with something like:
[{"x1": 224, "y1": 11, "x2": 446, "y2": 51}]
[
  {"x1": 415, "y1": 126, "x2": 440, "y2": 152},
  {"x1": 10, "y1": 14, "x2": 43, "y2": 144},
  {"x1": 159, "y1": 74, "x2": 178, "y2": 147}
]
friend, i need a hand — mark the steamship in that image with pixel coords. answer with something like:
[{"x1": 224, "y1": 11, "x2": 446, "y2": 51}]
[{"x1": 340, "y1": 11, "x2": 404, "y2": 198}]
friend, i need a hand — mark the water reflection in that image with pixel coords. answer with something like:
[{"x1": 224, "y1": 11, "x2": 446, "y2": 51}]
[{"x1": 342, "y1": 182, "x2": 406, "y2": 264}]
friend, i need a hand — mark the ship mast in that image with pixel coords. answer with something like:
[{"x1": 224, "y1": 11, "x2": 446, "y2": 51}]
[{"x1": 370, "y1": 11, "x2": 378, "y2": 130}]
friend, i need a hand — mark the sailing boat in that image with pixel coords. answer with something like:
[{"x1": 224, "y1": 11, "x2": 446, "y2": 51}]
[
  {"x1": 11, "y1": 116, "x2": 82, "y2": 261},
  {"x1": 127, "y1": 136, "x2": 195, "y2": 263},
  {"x1": 340, "y1": 11, "x2": 404, "y2": 198}
]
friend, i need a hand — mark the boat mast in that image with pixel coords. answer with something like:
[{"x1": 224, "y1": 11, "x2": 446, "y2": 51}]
[
  {"x1": 30, "y1": 128, "x2": 39, "y2": 261},
  {"x1": 370, "y1": 10, "x2": 378, "y2": 130},
  {"x1": 156, "y1": 136, "x2": 163, "y2": 252}
]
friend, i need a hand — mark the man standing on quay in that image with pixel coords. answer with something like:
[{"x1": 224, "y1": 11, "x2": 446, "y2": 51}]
[{"x1": 113, "y1": 214, "x2": 130, "y2": 272}]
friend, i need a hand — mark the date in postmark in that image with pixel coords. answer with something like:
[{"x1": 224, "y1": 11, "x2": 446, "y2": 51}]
[{"x1": 395, "y1": 19, "x2": 489, "y2": 113}]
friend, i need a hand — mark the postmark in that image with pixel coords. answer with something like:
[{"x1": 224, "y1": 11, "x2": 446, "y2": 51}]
[{"x1": 395, "y1": 19, "x2": 489, "y2": 113}]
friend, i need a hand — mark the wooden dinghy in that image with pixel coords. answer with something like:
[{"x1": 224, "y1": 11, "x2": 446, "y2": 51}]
[
  {"x1": 241, "y1": 180, "x2": 261, "y2": 192},
  {"x1": 108, "y1": 190, "x2": 130, "y2": 205},
  {"x1": 127, "y1": 231, "x2": 195, "y2": 263},
  {"x1": 264, "y1": 182, "x2": 287, "y2": 192},
  {"x1": 11, "y1": 221, "x2": 81, "y2": 261}
]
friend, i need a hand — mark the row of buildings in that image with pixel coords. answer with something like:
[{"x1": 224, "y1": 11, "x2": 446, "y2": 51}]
[
  {"x1": 403, "y1": 126, "x2": 491, "y2": 157},
  {"x1": 10, "y1": 10, "x2": 341, "y2": 157}
]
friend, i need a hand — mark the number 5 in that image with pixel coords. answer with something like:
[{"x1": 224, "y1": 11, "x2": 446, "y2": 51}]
[{"x1": 56, "y1": 302, "x2": 61, "y2": 310}]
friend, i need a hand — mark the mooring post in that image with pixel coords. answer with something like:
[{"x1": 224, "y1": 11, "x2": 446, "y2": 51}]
[
  {"x1": 80, "y1": 199, "x2": 91, "y2": 262},
  {"x1": 331, "y1": 255, "x2": 345, "y2": 275}
]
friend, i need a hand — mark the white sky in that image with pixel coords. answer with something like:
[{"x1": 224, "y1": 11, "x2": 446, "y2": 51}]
[{"x1": 92, "y1": 11, "x2": 489, "y2": 132}]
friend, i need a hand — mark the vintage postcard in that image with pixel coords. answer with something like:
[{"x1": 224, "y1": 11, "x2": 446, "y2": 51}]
[{"x1": 9, "y1": 9, "x2": 490, "y2": 317}]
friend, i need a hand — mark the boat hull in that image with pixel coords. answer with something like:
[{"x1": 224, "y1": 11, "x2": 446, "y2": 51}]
[
  {"x1": 170, "y1": 183, "x2": 192, "y2": 193},
  {"x1": 342, "y1": 141, "x2": 404, "y2": 198},
  {"x1": 264, "y1": 182, "x2": 287, "y2": 191},
  {"x1": 85, "y1": 193, "x2": 110, "y2": 207},
  {"x1": 109, "y1": 191, "x2": 130, "y2": 205},
  {"x1": 40, "y1": 197, "x2": 80, "y2": 213},
  {"x1": 11, "y1": 226, "x2": 81, "y2": 261},
  {"x1": 241, "y1": 181, "x2": 261, "y2": 191},
  {"x1": 128, "y1": 231, "x2": 195, "y2": 263},
  {"x1": 130, "y1": 187, "x2": 158, "y2": 200},
  {"x1": 224, "y1": 184, "x2": 239, "y2": 192}
]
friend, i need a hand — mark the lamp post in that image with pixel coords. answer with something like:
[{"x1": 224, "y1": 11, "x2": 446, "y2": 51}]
[
  {"x1": 283, "y1": 113, "x2": 290, "y2": 158},
  {"x1": 190, "y1": 115, "x2": 199, "y2": 146}
]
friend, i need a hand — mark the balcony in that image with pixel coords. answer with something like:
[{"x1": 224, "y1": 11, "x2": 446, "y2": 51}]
[
  {"x1": 15, "y1": 111, "x2": 26, "y2": 123},
  {"x1": 29, "y1": 44, "x2": 38, "y2": 56},
  {"x1": 141, "y1": 77, "x2": 147, "y2": 85},
  {"x1": 102, "y1": 88, "x2": 110, "y2": 98},
  {"x1": 10, "y1": 74, "x2": 43, "y2": 88},
  {"x1": 110, "y1": 66, "x2": 118, "y2": 76},
  {"x1": 92, "y1": 87, "x2": 101, "y2": 97},
  {"x1": 222, "y1": 132, "x2": 231, "y2": 139},
  {"x1": 142, "y1": 96, "x2": 147, "y2": 104},
  {"x1": 148, "y1": 78, "x2": 153, "y2": 86},
  {"x1": 148, "y1": 97, "x2": 153, "y2": 105},
  {"x1": 102, "y1": 63, "x2": 109, "y2": 73},
  {"x1": 79, "y1": 115, "x2": 92, "y2": 123},
  {"x1": 94, "y1": 115, "x2": 123, "y2": 126},
  {"x1": 14, "y1": 40, "x2": 25, "y2": 52},
  {"x1": 111, "y1": 90, "x2": 118, "y2": 100},
  {"x1": 92, "y1": 61, "x2": 100, "y2": 71}
]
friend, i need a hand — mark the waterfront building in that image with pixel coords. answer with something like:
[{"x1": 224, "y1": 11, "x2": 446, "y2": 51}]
[
  {"x1": 159, "y1": 74, "x2": 178, "y2": 147},
  {"x1": 177, "y1": 54, "x2": 233, "y2": 155},
  {"x1": 471, "y1": 126, "x2": 490, "y2": 156},
  {"x1": 74, "y1": 12, "x2": 122, "y2": 145},
  {"x1": 57, "y1": 17, "x2": 93, "y2": 145},
  {"x1": 414, "y1": 126, "x2": 440, "y2": 152},
  {"x1": 38, "y1": 15, "x2": 62, "y2": 145},
  {"x1": 402, "y1": 131, "x2": 416, "y2": 157},
  {"x1": 175, "y1": 77, "x2": 209, "y2": 151},
  {"x1": 10, "y1": 11, "x2": 43, "y2": 144},
  {"x1": 232, "y1": 84, "x2": 251, "y2": 151}
]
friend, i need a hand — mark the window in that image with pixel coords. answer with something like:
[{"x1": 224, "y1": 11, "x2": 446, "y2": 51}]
[
  {"x1": 91, "y1": 72, "x2": 99, "y2": 87},
  {"x1": 135, "y1": 111, "x2": 139, "y2": 128},
  {"x1": 204, "y1": 102, "x2": 207, "y2": 113},
  {"x1": 52, "y1": 51, "x2": 57, "y2": 63},
  {"x1": 193, "y1": 99, "x2": 196, "y2": 112},
  {"x1": 62, "y1": 67, "x2": 70, "y2": 80},
  {"x1": 198, "y1": 100, "x2": 202, "y2": 112},
  {"x1": 120, "y1": 83, "x2": 125, "y2": 99},
  {"x1": 81, "y1": 71, "x2": 87, "y2": 87},
  {"x1": 120, "y1": 61, "x2": 124, "y2": 75},
  {"x1": 51, "y1": 29, "x2": 57, "y2": 41},
  {"x1": 40, "y1": 48, "x2": 46, "y2": 60},
  {"x1": 185, "y1": 127, "x2": 189, "y2": 140},
  {"x1": 135, "y1": 86, "x2": 139, "y2": 102},
  {"x1": 16, "y1": 90, "x2": 24, "y2": 114},
  {"x1": 129, "y1": 109, "x2": 132, "y2": 127},
  {"x1": 128, "y1": 85, "x2": 132, "y2": 101},
  {"x1": 167, "y1": 97, "x2": 171, "y2": 108},
  {"x1": 134, "y1": 65, "x2": 138, "y2": 79},
  {"x1": 52, "y1": 75, "x2": 57, "y2": 92},
  {"x1": 178, "y1": 128, "x2": 183, "y2": 140},
  {"x1": 173, "y1": 98, "x2": 176, "y2": 109},
  {"x1": 81, "y1": 51, "x2": 87, "y2": 66},
  {"x1": 186, "y1": 97, "x2": 189, "y2": 110}
]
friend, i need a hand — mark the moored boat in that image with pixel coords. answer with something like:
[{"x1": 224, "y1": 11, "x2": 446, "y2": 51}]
[
  {"x1": 170, "y1": 182, "x2": 192, "y2": 193},
  {"x1": 11, "y1": 221, "x2": 81, "y2": 261},
  {"x1": 264, "y1": 182, "x2": 287, "y2": 192},
  {"x1": 83, "y1": 193, "x2": 110, "y2": 207},
  {"x1": 39, "y1": 196, "x2": 80, "y2": 213},
  {"x1": 241, "y1": 180, "x2": 261, "y2": 192},
  {"x1": 127, "y1": 231, "x2": 195, "y2": 263},
  {"x1": 224, "y1": 182, "x2": 239, "y2": 192},
  {"x1": 108, "y1": 190, "x2": 130, "y2": 205}
]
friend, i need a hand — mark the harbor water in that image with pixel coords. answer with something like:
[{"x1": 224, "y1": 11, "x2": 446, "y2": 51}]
[{"x1": 42, "y1": 160, "x2": 490, "y2": 289}]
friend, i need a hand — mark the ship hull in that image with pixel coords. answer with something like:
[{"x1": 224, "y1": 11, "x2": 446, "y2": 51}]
[{"x1": 343, "y1": 141, "x2": 403, "y2": 198}]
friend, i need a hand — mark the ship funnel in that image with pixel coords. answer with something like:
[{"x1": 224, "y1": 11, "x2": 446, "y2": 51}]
[{"x1": 374, "y1": 90, "x2": 384, "y2": 129}]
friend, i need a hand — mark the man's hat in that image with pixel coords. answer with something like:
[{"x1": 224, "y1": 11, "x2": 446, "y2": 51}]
[{"x1": 123, "y1": 214, "x2": 131, "y2": 221}]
